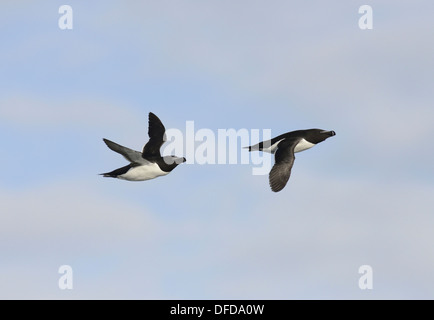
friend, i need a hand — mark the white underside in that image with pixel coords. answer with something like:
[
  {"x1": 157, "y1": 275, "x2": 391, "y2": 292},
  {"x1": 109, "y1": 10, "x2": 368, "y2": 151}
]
[
  {"x1": 261, "y1": 138, "x2": 315, "y2": 154},
  {"x1": 118, "y1": 163, "x2": 168, "y2": 181},
  {"x1": 293, "y1": 138, "x2": 315, "y2": 153},
  {"x1": 261, "y1": 139, "x2": 285, "y2": 153}
]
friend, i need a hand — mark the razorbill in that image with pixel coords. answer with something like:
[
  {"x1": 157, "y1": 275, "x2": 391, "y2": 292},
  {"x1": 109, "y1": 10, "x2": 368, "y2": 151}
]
[
  {"x1": 245, "y1": 129, "x2": 336, "y2": 192},
  {"x1": 101, "y1": 112, "x2": 186, "y2": 181}
]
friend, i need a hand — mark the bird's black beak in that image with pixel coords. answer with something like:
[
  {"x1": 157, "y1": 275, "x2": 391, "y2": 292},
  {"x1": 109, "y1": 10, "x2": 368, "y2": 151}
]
[
  {"x1": 174, "y1": 157, "x2": 187, "y2": 164},
  {"x1": 320, "y1": 130, "x2": 336, "y2": 136}
]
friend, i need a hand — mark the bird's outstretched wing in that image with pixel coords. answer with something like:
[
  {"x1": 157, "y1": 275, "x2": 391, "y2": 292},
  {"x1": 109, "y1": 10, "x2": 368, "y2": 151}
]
[
  {"x1": 142, "y1": 112, "x2": 166, "y2": 158},
  {"x1": 269, "y1": 138, "x2": 300, "y2": 192},
  {"x1": 103, "y1": 138, "x2": 146, "y2": 164}
]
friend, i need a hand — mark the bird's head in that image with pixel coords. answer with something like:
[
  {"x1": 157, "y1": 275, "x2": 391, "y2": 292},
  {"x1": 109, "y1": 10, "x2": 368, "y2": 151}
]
[
  {"x1": 307, "y1": 129, "x2": 336, "y2": 144},
  {"x1": 163, "y1": 156, "x2": 186, "y2": 165}
]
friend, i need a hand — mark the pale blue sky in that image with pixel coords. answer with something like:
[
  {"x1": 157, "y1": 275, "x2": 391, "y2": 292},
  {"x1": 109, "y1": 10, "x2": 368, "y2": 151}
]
[{"x1": 1, "y1": 1, "x2": 434, "y2": 299}]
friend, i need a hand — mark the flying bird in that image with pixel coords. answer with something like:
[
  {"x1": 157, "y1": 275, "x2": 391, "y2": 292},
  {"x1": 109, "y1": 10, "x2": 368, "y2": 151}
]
[
  {"x1": 245, "y1": 129, "x2": 336, "y2": 192},
  {"x1": 101, "y1": 112, "x2": 186, "y2": 181}
]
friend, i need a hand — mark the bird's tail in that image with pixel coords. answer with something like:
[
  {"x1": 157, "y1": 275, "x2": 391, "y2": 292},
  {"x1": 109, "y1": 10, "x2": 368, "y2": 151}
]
[
  {"x1": 245, "y1": 142, "x2": 263, "y2": 152},
  {"x1": 99, "y1": 164, "x2": 132, "y2": 178},
  {"x1": 99, "y1": 172, "x2": 115, "y2": 178}
]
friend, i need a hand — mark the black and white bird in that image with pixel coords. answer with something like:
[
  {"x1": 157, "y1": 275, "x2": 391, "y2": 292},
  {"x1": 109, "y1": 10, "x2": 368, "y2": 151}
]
[
  {"x1": 245, "y1": 129, "x2": 336, "y2": 192},
  {"x1": 101, "y1": 112, "x2": 186, "y2": 181}
]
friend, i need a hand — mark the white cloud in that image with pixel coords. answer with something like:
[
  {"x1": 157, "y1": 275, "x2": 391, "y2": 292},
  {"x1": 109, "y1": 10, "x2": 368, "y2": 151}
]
[
  {"x1": 0, "y1": 96, "x2": 141, "y2": 128},
  {"x1": 0, "y1": 181, "x2": 159, "y2": 254},
  {"x1": 203, "y1": 172, "x2": 434, "y2": 299},
  {"x1": 83, "y1": 1, "x2": 434, "y2": 153},
  {"x1": 1, "y1": 170, "x2": 434, "y2": 299},
  {"x1": 0, "y1": 179, "x2": 165, "y2": 299}
]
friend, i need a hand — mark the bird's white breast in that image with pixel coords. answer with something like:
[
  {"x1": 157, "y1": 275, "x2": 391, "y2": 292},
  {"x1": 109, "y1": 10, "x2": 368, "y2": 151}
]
[
  {"x1": 294, "y1": 138, "x2": 315, "y2": 153},
  {"x1": 118, "y1": 163, "x2": 168, "y2": 181},
  {"x1": 263, "y1": 138, "x2": 315, "y2": 154}
]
